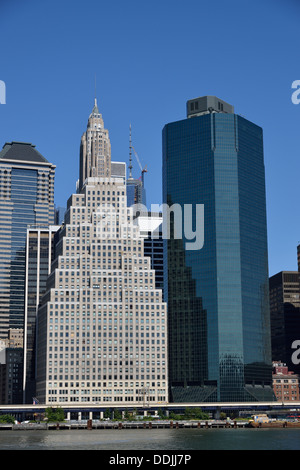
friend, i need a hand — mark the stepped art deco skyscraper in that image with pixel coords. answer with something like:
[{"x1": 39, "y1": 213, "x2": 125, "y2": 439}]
[
  {"x1": 36, "y1": 100, "x2": 168, "y2": 406},
  {"x1": 163, "y1": 96, "x2": 274, "y2": 403}
]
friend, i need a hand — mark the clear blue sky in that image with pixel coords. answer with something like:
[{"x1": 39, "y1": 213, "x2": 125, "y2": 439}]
[{"x1": 0, "y1": 0, "x2": 299, "y2": 276}]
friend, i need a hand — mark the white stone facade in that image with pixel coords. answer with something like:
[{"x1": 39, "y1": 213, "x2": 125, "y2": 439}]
[
  {"x1": 36, "y1": 104, "x2": 168, "y2": 406},
  {"x1": 79, "y1": 99, "x2": 111, "y2": 191}
]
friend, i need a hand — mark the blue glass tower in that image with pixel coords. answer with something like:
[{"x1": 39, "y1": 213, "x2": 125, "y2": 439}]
[{"x1": 163, "y1": 96, "x2": 274, "y2": 402}]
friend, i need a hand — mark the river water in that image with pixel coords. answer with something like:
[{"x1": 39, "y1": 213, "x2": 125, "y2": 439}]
[{"x1": 0, "y1": 427, "x2": 299, "y2": 450}]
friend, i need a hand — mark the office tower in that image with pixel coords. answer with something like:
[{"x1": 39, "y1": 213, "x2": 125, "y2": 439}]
[
  {"x1": 111, "y1": 162, "x2": 126, "y2": 183},
  {"x1": 0, "y1": 142, "x2": 55, "y2": 339},
  {"x1": 269, "y1": 271, "x2": 300, "y2": 375},
  {"x1": 0, "y1": 330, "x2": 24, "y2": 404},
  {"x1": 0, "y1": 346, "x2": 23, "y2": 404},
  {"x1": 163, "y1": 95, "x2": 274, "y2": 402},
  {"x1": 136, "y1": 212, "x2": 164, "y2": 292},
  {"x1": 127, "y1": 178, "x2": 146, "y2": 208},
  {"x1": 36, "y1": 101, "x2": 168, "y2": 405},
  {"x1": 0, "y1": 341, "x2": 5, "y2": 403},
  {"x1": 23, "y1": 225, "x2": 60, "y2": 403}
]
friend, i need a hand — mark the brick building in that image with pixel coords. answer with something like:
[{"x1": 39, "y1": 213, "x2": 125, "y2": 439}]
[{"x1": 272, "y1": 361, "x2": 300, "y2": 402}]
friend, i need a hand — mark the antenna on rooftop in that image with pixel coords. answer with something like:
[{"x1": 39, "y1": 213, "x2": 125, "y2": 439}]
[{"x1": 129, "y1": 124, "x2": 147, "y2": 186}]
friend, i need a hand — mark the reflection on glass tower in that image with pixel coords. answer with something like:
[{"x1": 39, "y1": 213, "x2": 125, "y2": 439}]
[
  {"x1": 166, "y1": 207, "x2": 210, "y2": 402},
  {"x1": 163, "y1": 96, "x2": 274, "y2": 402}
]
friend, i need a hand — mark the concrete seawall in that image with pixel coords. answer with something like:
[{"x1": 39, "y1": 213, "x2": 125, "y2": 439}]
[{"x1": 0, "y1": 420, "x2": 249, "y2": 430}]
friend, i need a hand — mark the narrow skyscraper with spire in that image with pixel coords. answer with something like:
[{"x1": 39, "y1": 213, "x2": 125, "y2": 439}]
[{"x1": 79, "y1": 98, "x2": 112, "y2": 191}]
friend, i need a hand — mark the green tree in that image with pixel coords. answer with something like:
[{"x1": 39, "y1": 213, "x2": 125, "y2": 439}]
[
  {"x1": 0, "y1": 414, "x2": 15, "y2": 424},
  {"x1": 169, "y1": 411, "x2": 182, "y2": 420},
  {"x1": 114, "y1": 409, "x2": 122, "y2": 420},
  {"x1": 45, "y1": 407, "x2": 65, "y2": 422},
  {"x1": 157, "y1": 408, "x2": 166, "y2": 419},
  {"x1": 124, "y1": 410, "x2": 131, "y2": 420},
  {"x1": 183, "y1": 407, "x2": 209, "y2": 420}
]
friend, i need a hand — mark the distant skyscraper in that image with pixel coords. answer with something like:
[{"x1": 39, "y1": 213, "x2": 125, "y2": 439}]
[
  {"x1": 163, "y1": 96, "x2": 274, "y2": 402},
  {"x1": 55, "y1": 206, "x2": 66, "y2": 225},
  {"x1": 127, "y1": 178, "x2": 146, "y2": 208},
  {"x1": 36, "y1": 101, "x2": 168, "y2": 406},
  {"x1": 0, "y1": 142, "x2": 55, "y2": 339},
  {"x1": 269, "y1": 271, "x2": 300, "y2": 375}
]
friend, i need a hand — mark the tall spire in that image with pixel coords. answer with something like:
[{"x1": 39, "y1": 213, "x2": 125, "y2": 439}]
[
  {"x1": 92, "y1": 97, "x2": 99, "y2": 114},
  {"x1": 92, "y1": 74, "x2": 99, "y2": 114}
]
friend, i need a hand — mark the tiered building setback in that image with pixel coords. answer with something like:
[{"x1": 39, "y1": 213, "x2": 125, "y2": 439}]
[{"x1": 36, "y1": 101, "x2": 168, "y2": 405}]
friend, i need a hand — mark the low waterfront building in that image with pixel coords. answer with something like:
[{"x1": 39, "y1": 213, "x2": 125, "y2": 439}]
[{"x1": 272, "y1": 361, "x2": 300, "y2": 402}]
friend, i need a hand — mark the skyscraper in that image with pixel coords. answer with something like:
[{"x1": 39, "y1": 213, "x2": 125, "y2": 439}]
[
  {"x1": 163, "y1": 96, "x2": 274, "y2": 402},
  {"x1": 36, "y1": 101, "x2": 168, "y2": 406},
  {"x1": 127, "y1": 178, "x2": 146, "y2": 208},
  {"x1": 269, "y1": 271, "x2": 300, "y2": 375},
  {"x1": 23, "y1": 225, "x2": 60, "y2": 403},
  {"x1": 135, "y1": 211, "x2": 164, "y2": 293},
  {"x1": 0, "y1": 142, "x2": 55, "y2": 339}
]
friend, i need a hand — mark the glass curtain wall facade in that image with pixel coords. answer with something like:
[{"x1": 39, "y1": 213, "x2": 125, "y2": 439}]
[
  {"x1": 10, "y1": 169, "x2": 38, "y2": 331},
  {"x1": 0, "y1": 142, "x2": 55, "y2": 339},
  {"x1": 127, "y1": 179, "x2": 147, "y2": 208},
  {"x1": 163, "y1": 97, "x2": 274, "y2": 402},
  {"x1": 23, "y1": 226, "x2": 59, "y2": 403}
]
